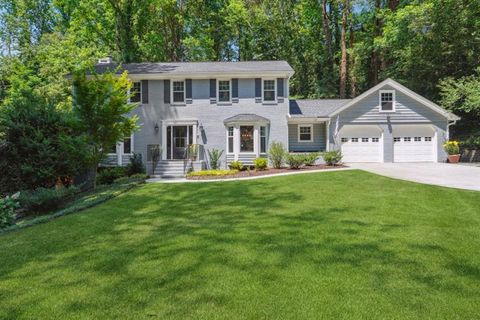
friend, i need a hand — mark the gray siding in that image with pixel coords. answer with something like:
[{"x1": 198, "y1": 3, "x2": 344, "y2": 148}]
[
  {"x1": 288, "y1": 123, "x2": 326, "y2": 152},
  {"x1": 132, "y1": 78, "x2": 289, "y2": 172}
]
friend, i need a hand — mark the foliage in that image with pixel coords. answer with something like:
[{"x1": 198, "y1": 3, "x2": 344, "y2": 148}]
[
  {"x1": 126, "y1": 153, "x2": 146, "y2": 176},
  {"x1": 286, "y1": 154, "x2": 305, "y2": 169},
  {"x1": 19, "y1": 186, "x2": 79, "y2": 214},
  {"x1": 188, "y1": 144, "x2": 199, "y2": 160},
  {"x1": 303, "y1": 152, "x2": 320, "y2": 166},
  {"x1": 459, "y1": 136, "x2": 480, "y2": 150},
  {"x1": 253, "y1": 157, "x2": 268, "y2": 171},
  {"x1": 323, "y1": 150, "x2": 343, "y2": 166},
  {"x1": 96, "y1": 167, "x2": 128, "y2": 186},
  {"x1": 0, "y1": 86, "x2": 90, "y2": 194},
  {"x1": 0, "y1": 193, "x2": 20, "y2": 229},
  {"x1": 149, "y1": 145, "x2": 161, "y2": 174},
  {"x1": 207, "y1": 149, "x2": 223, "y2": 170},
  {"x1": 228, "y1": 161, "x2": 244, "y2": 171},
  {"x1": 113, "y1": 174, "x2": 148, "y2": 185},
  {"x1": 72, "y1": 70, "x2": 138, "y2": 188},
  {"x1": 187, "y1": 170, "x2": 238, "y2": 177},
  {"x1": 268, "y1": 141, "x2": 287, "y2": 169},
  {"x1": 443, "y1": 141, "x2": 460, "y2": 155}
]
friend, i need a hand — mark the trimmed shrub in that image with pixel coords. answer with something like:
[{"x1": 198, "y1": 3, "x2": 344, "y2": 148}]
[
  {"x1": 268, "y1": 141, "x2": 286, "y2": 169},
  {"x1": 229, "y1": 161, "x2": 244, "y2": 171},
  {"x1": 113, "y1": 173, "x2": 148, "y2": 185},
  {"x1": 254, "y1": 157, "x2": 268, "y2": 171},
  {"x1": 0, "y1": 193, "x2": 20, "y2": 229},
  {"x1": 188, "y1": 170, "x2": 238, "y2": 177},
  {"x1": 19, "y1": 186, "x2": 79, "y2": 214},
  {"x1": 303, "y1": 152, "x2": 320, "y2": 166},
  {"x1": 96, "y1": 167, "x2": 128, "y2": 185},
  {"x1": 286, "y1": 154, "x2": 305, "y2": 169},
  {"x1": 126, "y1": 153, "x2": 146, "y2": 176},
  {"x1": 208, "y1": 149, "x2": 224, "y2": 170},
  {"x1": 323, "y1": 150, "x2": 342, "y2": 165}
]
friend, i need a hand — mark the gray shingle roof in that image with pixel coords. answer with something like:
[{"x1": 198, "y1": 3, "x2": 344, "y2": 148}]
[
  {"x1": 94, "y1": 61, "x2": 293, "y2": 75},
  {"x1": 224, "y1": 114, "x2": 270, "y2": 124},
  {"x1": 289, "y1": 99, "x2": 351, "y2": 117}
]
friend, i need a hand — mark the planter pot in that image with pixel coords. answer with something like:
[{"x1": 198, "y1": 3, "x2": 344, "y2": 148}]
[{"x1": 447, "y1": 154, "x2": 460, "y2": 163}]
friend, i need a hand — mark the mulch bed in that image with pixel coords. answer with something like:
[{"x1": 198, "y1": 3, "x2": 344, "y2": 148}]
[{"x1": 187, "y1": 164, "x2": 347, "y2": 180}]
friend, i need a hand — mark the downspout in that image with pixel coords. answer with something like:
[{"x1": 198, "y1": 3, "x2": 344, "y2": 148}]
[{"x1": 446, "y1": 119, "x2": 457, "y2": 140}]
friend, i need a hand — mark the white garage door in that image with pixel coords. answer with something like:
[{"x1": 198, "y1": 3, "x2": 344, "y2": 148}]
[
  {"x1": 393, "y1": 125, "x2": 436, "y2": 162},
  {"x1": 339, "y1": 125, "x2": 383, "y2": 163}
]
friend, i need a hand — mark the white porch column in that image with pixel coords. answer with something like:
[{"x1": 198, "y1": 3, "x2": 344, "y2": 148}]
[
  {"x1": 161, "y1": 121, "x2": 167, "y2": 160},
  {"x1": 192, "y1": 123, "x2": 197, "y2": 145},
  {"x1": 326, "y1": 120, "x2": 330, "y2": 151},
  {"x1": 117, "y1": 143, "x2": 122, "y2": 165},
  {"x1": 254, "y1": 125, "x2": 260, "y2": 157},
  {"x1": 233, "y1": 126, "x2": 240, "y2": 161}
]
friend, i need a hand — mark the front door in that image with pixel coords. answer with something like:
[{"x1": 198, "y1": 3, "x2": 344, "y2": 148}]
[{"x1": 167, "y1": 125, "x2": 194, "y2": 160}]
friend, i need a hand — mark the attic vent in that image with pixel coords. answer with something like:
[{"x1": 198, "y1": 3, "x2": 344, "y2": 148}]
[{"x1": 98, "y1": 56, "x2": 113, "y2": 64}]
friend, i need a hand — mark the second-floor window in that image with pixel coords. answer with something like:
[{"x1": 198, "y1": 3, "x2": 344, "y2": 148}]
[
  {"x1": 218, "y1": 80, "x2": 231, "y2": 102},
  {"x1": 130, "y1": 82, "x2": 141, "y2": 103},
  {"x1": 380, "y1": 90, "x2": 395, "y2": 112},
  {"x1": 263, "y1": 79, "x2": 276, "y2": 102},
  {"x1": 172, "y1": 80, "x2": 185, "y2": 103}
]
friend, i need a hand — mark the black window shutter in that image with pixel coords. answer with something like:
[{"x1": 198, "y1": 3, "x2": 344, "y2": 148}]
[
  {"x1": 232, "y1": 78, "x2": 239, "y2": 103},
  {"x1": 255, "y1": 78, "x2": 262, "y2": 103},
  {"x1": 141, "y1": 80, "x2": 149, "y2": 104},
  {"x1": 164, "y1": 80, "x2": 170, "y2": 104},
  {"x1": 186, "y1": 79, "x2": 192, "y2": 104},
  {"x1": 277, "y1": 78, "x2": 284, "y2": 103},
  {"x1": 210, "y1": 79, "x2": 216, "y2": 104}
]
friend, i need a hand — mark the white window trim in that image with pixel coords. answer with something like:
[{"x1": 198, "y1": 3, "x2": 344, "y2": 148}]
[
  {"x1": 262, "y1": 78, "x2": 277, "y2": 104},
  {"x1": 226, "y1": 126, "x2": 234, "y2": 154},
  {"x1": 298, "y1": 125, "x2": 313, "y2": 142},
  {"x1": 379, "y1": 89, "x2": 396, "y2": 113},
  {"x1": 260, "y1": 126, "x2": 268, "y2": 154},
  {"x1": 122, "y1": 134, "x2": 134, "y2": 155},
  {"x1": 171, "y1": 79, "x2": 186, "y2": 105},
  {"x1": 217, "y1": 79, "x2": 232, "y2": 104},
  {"x1": 128, "y1": 81, "x2": 142, "y2": 103}
]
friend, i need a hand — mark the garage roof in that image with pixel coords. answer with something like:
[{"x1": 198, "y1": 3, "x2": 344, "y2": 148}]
[{"x1": 289, "y1": 99, "x2": 351, "y2": 118}]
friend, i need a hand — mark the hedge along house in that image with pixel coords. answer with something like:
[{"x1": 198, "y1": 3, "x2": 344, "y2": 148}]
[{"x1": 94, "y1": 59, "x2": 459, "y2": 178}]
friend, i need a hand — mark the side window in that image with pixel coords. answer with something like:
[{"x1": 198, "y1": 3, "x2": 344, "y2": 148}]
[
  {"x1": 227, "y1": 127, "x2": 234, "y2": 153},
  {"x1": 298, "y1": 125, "x2": 312, "y2": 142},
  {"x1": 260, "y1": 126, "x2": 267, "y2": 153},
  {"x1": 130, "y1": 82, "x2": 141, "y2": 103}
]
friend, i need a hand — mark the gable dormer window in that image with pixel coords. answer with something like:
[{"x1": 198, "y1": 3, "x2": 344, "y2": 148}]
[
  {"x1": 379, "y1": 90, "x2": 395, "y2": 112},
  {"x1": 218, "y1": 80, "x2": 231, "y2": 103},
  {"x1": 130, "y1": 82, "x2": 141, "y2": 103},
  {"x1": 172, "y1": 80, "x2": 185, "y2": 104},
  {"x1": 263, "y1": 79, "x2": 276, "y2": 102}
]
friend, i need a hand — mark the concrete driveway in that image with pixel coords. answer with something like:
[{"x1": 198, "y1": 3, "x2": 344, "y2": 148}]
[{"x1": 350, "y1": 163, "x2": 480, "y2": 191}]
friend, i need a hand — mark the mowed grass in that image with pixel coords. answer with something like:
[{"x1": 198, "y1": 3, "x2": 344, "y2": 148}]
[{"x1": 1, "y1": 170, "x2": 480, "y2": 319}]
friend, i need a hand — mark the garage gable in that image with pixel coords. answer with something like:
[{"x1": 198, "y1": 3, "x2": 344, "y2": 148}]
[{"x1": 329, "y1": 79, "x2": 459, "y2": 123}]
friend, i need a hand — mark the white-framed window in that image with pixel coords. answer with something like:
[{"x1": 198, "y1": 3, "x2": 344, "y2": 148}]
[
  {"x1": 362, "y1": 138, "x2": 369, "y2": 142},
  {"x1": 425, "y1": 137, "x2": 432, "y2": 142},
  {"x1": 298, "y1": 125, "x2": 313, "y2": 142},
  {"x1": 217, "y1": 79, "x2": 231, "y2": 103},
  {"x1": 240, "y1": 126, "x2": 254, "y2": 152},
  {"x1": 379, "y1": 90, "x2": 395, "y2": 112},
  {"x1": 130, "y1": 81, "x2": 141, "y2": 103},
  {"x1": 123, "y1": 136, "x2": 133, "y2": 154},
  {"x1": 414, "y1": 137, "x2": 421, "y2": 142},
  {"x1": 341, "y1": 137, "x2": 348, "y2": 143},
  {"x1": 260, "y1": 126, "x2": 267, "y2": 153},
  {"x1": 404, "y1": 137, "x2": 411, "y2": 142},
  {"x1": 227, "y1": 126, "x2": 234, "y2": 153},
  {"x1": 262, "y1": 79, "x2": 276, "y2": 102},
  {"x1": 394, "y1": 137, "x2": 401, "y2": 142},
  {"x1": 172, "y1": 80, "x2": 185, "y2": 104},
  {"x1": 372, "y1": 137, "x2": 379, "y2": 142},
  {"x1": 352, "y1": 138, "x2": 359, "y2": 142}
]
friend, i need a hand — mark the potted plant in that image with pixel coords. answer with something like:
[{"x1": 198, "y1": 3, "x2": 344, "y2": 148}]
[{"x1": 443, "y1": 140, "x2": 460, "y2": 163}]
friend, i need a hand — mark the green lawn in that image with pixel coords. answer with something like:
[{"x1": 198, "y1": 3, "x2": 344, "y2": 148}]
[{"x1": 1, "y1": 170, "x2": 480, "y2": 319}]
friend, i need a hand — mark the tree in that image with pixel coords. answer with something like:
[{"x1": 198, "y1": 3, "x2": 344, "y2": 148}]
[
  {"x1": 339, "y1": 0, "x2": 350, "y2": 98},
  {"x1": 72, "y1": 70, "x2": 138, "y2": 188}
]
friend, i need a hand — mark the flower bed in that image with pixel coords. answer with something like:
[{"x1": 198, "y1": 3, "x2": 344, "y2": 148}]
[{"x1": 186, "y1": 164, "x2": 346, "y2": 180}]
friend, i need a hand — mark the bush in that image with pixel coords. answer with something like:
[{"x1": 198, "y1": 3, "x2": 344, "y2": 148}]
[
  {"x1": 268, "y1": 141, "x2": 286, "y2": 169},
  {"x1": 19, "y1": 186, "x2": 79, "y2": 214},
  {"x1": 254, "y1": 157, "x2": 268, "y2": 170},
  {"x1": 0, "y1": 193, "x2": 20, "y2": 229},
  {"x1": 229, "y1": 161, "x2": 244, "y2": 171},
  {"x1": 286, "y1": 154, "x2": 305, "y2": 169},
  {"x1": 96, "y1": 167, "x2": 127, "y2": 185},
  {"x1": 459, "y1": 136, "x2": 480, "y2": 149},
  {"x1": 126, "y1": 153, "x2": 146, "y2": 176},
  {"x1": 443, "y1": 140, "x2": 460, "y2": 155},
  {"x1": 303, "y1": 152, "x2": 320, "y2": 166},
  {"x1": 208, "y1": 149, "x2": 224, "y2": 170},
  {"x1": 113, "y1": 173, "x2": 148, "y2": 184},
  {"x1": 187, "y1": 170, "x2": 238, "y2": 177},
  {"x1": 323, "y1": 150, "x2": 343, "y2": 165}
]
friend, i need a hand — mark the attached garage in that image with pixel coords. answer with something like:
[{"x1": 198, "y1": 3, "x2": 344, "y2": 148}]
[
  {"x1": 339, "y1": 125, "x2": 383, "y2": 163},
  {"x1": 393, "y1": 125, "x2": 436, "y2": 162}
]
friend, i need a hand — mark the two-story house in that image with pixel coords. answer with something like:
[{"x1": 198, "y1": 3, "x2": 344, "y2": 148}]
[{"x1": 96, "y1": 59, "x2": 459, "y2": 177}]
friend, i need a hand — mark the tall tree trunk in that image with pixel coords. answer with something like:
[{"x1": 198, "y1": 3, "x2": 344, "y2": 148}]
[
  {"x1": 321, "y1": 0, "x2": 333, "y2": 66},
  {"x1": 108, "y1": 0, "x2": 136, "y2": 63},
  {"x1": 339, "y1": 0, "x2": 350, "y2": 98},
  {"x1": 369, "y1": 0, "x2": 382, "y2": 86},
  {"x1": 349, "y1": 23, "x2": 357, "y2": 97}
]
